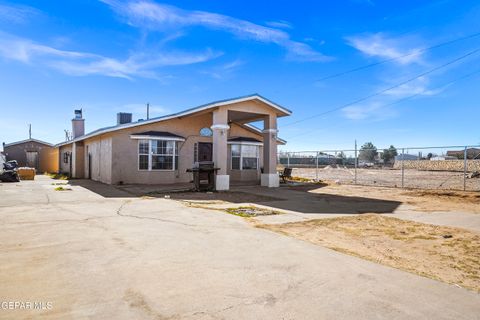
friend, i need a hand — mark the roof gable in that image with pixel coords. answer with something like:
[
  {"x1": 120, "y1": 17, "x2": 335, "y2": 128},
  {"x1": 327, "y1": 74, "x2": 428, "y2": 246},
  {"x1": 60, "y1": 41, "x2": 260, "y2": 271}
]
[
  {"x1": 4, "y1": 138, "x2": 53, "y2": 148},
  {"x1": 55, "y1": 94, "x2": 290, "y2": 147}
]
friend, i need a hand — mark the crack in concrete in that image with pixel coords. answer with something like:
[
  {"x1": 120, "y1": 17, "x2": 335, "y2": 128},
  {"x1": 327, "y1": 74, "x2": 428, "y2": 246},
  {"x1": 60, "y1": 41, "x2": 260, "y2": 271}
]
[
  {"x1": 1, "y1": 215, "x2": 119, "y2": 226},
  {"x1": 115, "y1": 201, "x2": 200, "y2": 228}
]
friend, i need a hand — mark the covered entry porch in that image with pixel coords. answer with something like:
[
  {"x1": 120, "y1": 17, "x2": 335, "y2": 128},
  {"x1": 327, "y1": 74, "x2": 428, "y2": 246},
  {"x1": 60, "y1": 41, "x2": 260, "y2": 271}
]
[{"x1": 210, "y1": 103, "x2": 283, "y2": 191}]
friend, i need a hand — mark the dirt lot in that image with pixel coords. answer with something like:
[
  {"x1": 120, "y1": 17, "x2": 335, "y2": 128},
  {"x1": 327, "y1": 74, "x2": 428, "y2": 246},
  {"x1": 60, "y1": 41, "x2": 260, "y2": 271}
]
[
  {"x1": 291, "y1": 167, "x2": 480, "y2": 191},
  {"x1": 259, "y1": 215, "x2": 480, "y2": 292},
  {"x1": 294, "y1": 183, "x2": 480, "y2": 214}
]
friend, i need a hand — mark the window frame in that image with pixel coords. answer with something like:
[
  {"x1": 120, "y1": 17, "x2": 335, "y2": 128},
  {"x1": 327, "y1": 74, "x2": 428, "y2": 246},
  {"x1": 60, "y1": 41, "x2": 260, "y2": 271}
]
[
  {"x1": 63, "y1": 152, "x2": 70, "y2": 164},
  {"x1": 230, "y1": 143, "x2": 260, "y2": 170},
  {"x1": 137, "y1": 139, "x2": 178, "y2": 171}
]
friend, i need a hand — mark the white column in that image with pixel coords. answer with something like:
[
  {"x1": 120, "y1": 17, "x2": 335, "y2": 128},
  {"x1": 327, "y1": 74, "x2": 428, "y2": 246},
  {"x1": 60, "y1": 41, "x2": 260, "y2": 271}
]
[
  {"x1": 261, "y1": 115, "x2": 279, "y2": 187},
  {"x1": 211, "y1": 109, "x2": 230, "y2": 191},
  {"x1": 71, "y1": 142, "x2": 77, "y2": 178}
]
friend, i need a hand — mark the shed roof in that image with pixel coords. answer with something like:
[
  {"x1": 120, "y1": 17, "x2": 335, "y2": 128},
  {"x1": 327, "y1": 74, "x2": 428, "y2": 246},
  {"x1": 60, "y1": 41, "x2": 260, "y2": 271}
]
[{"x1": 4, "y1": 138, "x2": 54, "y2": 148}]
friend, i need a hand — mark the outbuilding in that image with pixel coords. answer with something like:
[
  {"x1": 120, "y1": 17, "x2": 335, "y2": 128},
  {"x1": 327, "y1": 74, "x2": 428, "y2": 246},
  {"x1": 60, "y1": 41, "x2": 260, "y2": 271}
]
[{"x1": 3, "y1": 138, "x2": 58, "y2": 173}]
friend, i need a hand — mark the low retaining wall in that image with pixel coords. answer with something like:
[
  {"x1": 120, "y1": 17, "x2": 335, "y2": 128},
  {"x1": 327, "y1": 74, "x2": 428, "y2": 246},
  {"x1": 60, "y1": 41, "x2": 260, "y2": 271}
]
[{"x1": 394, "y1": 160, "x2": 480, "y2": 172}]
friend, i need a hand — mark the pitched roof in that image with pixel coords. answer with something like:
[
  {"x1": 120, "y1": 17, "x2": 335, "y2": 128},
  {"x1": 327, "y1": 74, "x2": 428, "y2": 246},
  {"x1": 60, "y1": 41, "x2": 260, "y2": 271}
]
[
  {"x1": 55, "y1": 94, "x2": 290, "y2": 147},
  {"x1": 131, "y1": 131, "x2": 185, "y2": 139},
  {"x1": 4, "y1": 138, "x2": 54, "y2": 148},
  {"x1": 228, "y1": 137, "x2": 262, "y2": 143}
]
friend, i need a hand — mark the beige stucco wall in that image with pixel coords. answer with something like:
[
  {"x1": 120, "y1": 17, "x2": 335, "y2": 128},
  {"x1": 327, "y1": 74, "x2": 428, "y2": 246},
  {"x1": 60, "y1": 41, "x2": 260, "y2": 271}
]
[
  {"x1": 111, "y1": 112, "x2": 212, "y2": 184},
  {"x1": 84, "y1": 136, "x2": 113, "y2": 184},
  {"x1": 108, "y1": 111, "x2": 270, "y2": 184},
  {"x1": 223, "y1": 100, "x2": 278, "y2": 119}
]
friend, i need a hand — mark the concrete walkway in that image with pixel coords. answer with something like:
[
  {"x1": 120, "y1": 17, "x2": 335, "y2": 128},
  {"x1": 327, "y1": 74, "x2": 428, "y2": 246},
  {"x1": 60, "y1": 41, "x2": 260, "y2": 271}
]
[{"x1": 0, "y1": 176, "x2": 479, "y2": 319}]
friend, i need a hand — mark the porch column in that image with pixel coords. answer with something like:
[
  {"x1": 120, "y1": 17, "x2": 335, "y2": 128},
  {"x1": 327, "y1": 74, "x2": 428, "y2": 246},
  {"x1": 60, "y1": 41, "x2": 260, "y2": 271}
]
[
  {"x1": 71, "y1": 142, "x2": 77, "y2": 178},
  {"x1": 261, "y1": 115, "x2": 280, "y2": 187},
  {"x1": 211, "y1": 109, "x2": 230, "y2": 191}
]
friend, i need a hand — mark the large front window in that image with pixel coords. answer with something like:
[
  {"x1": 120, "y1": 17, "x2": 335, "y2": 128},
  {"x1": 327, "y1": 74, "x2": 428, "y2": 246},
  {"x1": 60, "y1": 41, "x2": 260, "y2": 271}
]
[
  {"x1": 231, "y1": 144, "x2": 259, "y2": 170},
  {"x1": 138, "y1": 140, "x2": 178, "y2": 171}
]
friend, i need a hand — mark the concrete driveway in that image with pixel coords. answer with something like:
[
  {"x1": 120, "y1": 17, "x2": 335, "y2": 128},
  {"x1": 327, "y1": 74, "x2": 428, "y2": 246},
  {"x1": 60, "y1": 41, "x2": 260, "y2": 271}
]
[{"x1": 0, "y1": 176, "x2": 479, "y2": 319}]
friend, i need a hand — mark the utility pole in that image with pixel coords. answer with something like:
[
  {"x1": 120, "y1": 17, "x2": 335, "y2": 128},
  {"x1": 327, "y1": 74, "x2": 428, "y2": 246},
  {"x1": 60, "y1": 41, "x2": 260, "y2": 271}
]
[{"x1": 147, "y1": 103, "x2": 150, "y2": 120}]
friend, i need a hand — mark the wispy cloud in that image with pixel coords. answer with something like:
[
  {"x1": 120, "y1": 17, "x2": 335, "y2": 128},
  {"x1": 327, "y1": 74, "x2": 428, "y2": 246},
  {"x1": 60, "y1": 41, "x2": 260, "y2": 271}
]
[
  {"x1": 0, "y1": 32, "x2": 221, "y2": 79},
  {"x1": 265, "y1": 20, "x2": 293, "y2": 29},
  {"x1": 346, "y1": 33, "x2": 423, "y2": 64},
  {"x1": 0, "y1": 3, "x2": 41, "y2": 24},
  {"x1": 201, "y1": 59, "x2": 244, "y2": 79},
  {"x1": 342, "y1": 102, "x2": 397, "y2": 121},
  {"x1": 341, "y1": 76, "x2": 442, "y2": 121},
  {"x1": 102, "y1": 0, "x2": 331, "y2": 62},
  {"x1": 383, "y1": 76, "x2": 440, "y2": 97}
]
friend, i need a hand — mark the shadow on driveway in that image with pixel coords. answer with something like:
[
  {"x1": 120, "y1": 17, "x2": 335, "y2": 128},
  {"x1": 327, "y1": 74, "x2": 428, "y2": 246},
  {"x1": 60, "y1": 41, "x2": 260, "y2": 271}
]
[{"x1": 70, "y1": 179, "x2": 402, "y2": 214}]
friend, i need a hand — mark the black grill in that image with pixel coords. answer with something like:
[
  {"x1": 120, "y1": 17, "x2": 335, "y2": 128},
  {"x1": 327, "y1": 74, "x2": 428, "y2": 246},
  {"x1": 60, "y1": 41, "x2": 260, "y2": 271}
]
[{"x1": 186, "y1": 161, "x2": 219, "y2": 191}]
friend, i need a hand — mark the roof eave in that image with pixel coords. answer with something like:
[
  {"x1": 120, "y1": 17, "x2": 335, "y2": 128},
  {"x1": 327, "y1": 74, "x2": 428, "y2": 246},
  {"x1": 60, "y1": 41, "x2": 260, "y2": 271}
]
[{"x1": 54, "y1": 94, "x2": 291, "y2": 145}]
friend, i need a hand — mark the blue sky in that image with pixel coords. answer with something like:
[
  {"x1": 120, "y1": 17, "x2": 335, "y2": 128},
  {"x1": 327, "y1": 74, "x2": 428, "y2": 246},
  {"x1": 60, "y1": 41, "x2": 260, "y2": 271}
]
[{"x1": 0, "y1": 0, "x2": 479, "y2": 151}]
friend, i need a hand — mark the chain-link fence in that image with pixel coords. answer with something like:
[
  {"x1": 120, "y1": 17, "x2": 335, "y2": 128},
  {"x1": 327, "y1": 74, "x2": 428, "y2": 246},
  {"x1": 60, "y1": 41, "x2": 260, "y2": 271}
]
[{"x1": 278, "y1": 145, "x2": 480, "y2": 192}]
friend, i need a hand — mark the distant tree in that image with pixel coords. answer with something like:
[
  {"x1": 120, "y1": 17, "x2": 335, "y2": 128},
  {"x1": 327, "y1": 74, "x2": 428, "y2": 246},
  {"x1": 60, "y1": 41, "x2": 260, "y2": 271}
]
[
  {"x1": 426, "y1": 152, "x2": 434, "y2": 160},
  {"x1": 336, "y1": 151, "x2": 347, "y2": 165},
  {"x1": 359, "y1": 142, "x2": 377, "y2": 162},
  {"x1": 382, "y1": 145, "x2": 398, "y2": 163},
  {"x1": 336, "y1": 151, "x2": 346, "y2": 159}
]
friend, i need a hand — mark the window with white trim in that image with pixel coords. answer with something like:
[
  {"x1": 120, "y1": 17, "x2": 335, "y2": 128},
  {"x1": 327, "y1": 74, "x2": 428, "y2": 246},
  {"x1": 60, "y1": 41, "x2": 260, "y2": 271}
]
[
  {"x1": 138, "y1": 139, "x2": 178, "y2": 171},
  {"x1": 231, "y1": 144, "x2": 259, "y2": 170}
]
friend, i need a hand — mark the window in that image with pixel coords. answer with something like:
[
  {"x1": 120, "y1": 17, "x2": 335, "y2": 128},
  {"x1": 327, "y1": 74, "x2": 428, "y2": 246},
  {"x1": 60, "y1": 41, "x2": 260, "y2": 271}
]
[
  {"x1": 138, "y1": 140, "x2": 178, "y2": 171},
  {"x1": 231, "y1": 145, "x2": 241, "y2": 170},
  {"x1": 63, "y1": 152, "x2": 70, "y2": 164},
  {"x1": 231, "y1": 144, "x2": 259, "y2": 170},
  {"x1": 138, "y1": 140, "x2": 149, "y2": 170}
]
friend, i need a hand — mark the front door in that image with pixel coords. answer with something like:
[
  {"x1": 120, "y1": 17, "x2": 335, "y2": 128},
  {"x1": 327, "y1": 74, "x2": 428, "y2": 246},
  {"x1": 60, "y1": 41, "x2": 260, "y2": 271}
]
[
  {"x1": 198, "y1": 142, "x2": 212, "y2": 162},
  {"x1": 197, "y1": 142, "x2": 213, "y2": 181}
]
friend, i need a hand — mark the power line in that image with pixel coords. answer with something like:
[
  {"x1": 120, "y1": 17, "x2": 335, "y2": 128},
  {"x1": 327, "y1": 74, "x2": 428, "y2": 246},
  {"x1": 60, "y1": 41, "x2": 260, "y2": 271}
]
[
  {"x1": 317, "y1": 31, "x2": 480, "y2": 82},
  {"x1": 283, "y1": 47, "x2": 480, "y2": 128},
  {"x1": 285, "y1": 68, "x2": 480, "y2": 141}
]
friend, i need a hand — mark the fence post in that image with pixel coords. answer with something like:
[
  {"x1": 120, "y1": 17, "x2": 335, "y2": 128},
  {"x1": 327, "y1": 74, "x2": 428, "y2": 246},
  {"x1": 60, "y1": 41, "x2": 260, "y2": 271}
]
[
  {"x1": 464, "y1": 146, "x2": 467, "y2": 191},
  {"x1": 401, "y1": 148, "x2": 405, "y2": 188},
  {"x1": 287, "y1": 152, "x2": 290, "y2": 168},
  {"x1": 315, "y1": 152, "x2": 319, "y2": 182},
  {"x1": 354, "y1": 140, "x2": 357, "y2": 184}
]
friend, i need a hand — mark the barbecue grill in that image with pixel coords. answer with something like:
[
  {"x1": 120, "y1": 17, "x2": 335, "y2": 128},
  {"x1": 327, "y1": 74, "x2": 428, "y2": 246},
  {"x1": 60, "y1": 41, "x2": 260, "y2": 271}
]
[{"x1": 186, "y1": 161, "x2": 220, "y2": 191}]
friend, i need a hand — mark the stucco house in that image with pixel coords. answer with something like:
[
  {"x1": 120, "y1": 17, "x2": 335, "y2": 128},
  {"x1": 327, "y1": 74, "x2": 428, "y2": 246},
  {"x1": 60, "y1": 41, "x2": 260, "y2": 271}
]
[
  {"x1": 3, "y1": 138, "x2": 58, "y2": 173},
  {"x1": 56, "y1": 94, "x2": 291, "y2": 190}
]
